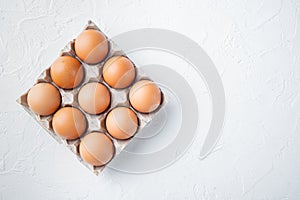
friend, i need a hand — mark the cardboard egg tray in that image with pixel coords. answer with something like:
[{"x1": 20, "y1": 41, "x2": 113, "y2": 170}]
[{"x1": 17, "y1": 20, "x2": 165, "y2": 175}]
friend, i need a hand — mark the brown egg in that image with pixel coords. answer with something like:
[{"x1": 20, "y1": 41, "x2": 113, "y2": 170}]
[
  {"x1": 79, "y1": 132, "x2": 114, "y2": 166},
  {"x1": 102, "y1": 56, "x2": 136, "y2": 89},
  {"x1": 78, "y1": 82, "x2": 110, "y2": 114},
  {"x1": 106, "y1": 107, "x2": 138, "y2": 140},
  {"x1": 27, "y1": 83, "x2": 61, "y2": 116},
  {"x1": 74, "y1": 29, "x2": 109, "y2": 64},
  {"x1": 129, "y1": 80, "x2": 162, "y2": 113},
  {"x1": 50, "y1": 56, "x2": 84, "y2": 89},
  {"x1": 52, "y1": 107, "x2": 87, "y2": 140}
]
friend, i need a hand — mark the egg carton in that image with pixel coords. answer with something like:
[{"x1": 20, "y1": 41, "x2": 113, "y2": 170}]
[{"x1": 17, "y1": 20, "x2": 166, "y2": 175}]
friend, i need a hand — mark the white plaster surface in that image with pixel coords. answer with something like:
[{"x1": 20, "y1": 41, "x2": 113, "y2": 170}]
[{"x1": 1, "y1": 0, "x2": 300, "y2": 199}]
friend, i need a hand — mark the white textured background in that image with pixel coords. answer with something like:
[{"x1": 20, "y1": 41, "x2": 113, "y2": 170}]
[{"x1": 1, "y1": 0, "x2": 300, "y2": 199}]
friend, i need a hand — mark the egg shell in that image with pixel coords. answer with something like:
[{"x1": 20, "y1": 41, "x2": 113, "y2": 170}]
[
  {"x1": 78, "y1": 82, "x2": 111, "y2": 115},
  {"x1": 27, "y1": 83, "x2": 61, "y2": 116},
  {"x1": 105, "y1": 107, "x2": 138, "y2": 140},
  {"x1": 74, "y1": 29, "x2": 109, "y2": 64},
  {"x1": 103, "y1": 56, "x2": 136, "y2": 89},
  {"x1": 50, "y1": 56, "x2": 84, "y2": 89},
  {"x1": 52, "y1": 107, "x2": 87, "y2": 140},
  {"x1": 79, "y1": 132, "x2": 115, "y2": 166},
  {"x1": 129, "y1": 80, "x2": 162, "y2": 113}
]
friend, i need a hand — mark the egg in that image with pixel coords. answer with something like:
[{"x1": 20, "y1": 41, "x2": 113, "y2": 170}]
[
  {"x1": 52, "y1": 107, "x2": 87, "y2": 140},
  {"x1": 79, "y1": 132, "x2": 114, "y2": 166},
  {"x1": 27, "y1": 83, "x2": 61, "y2": 116},
  {"x1": 74, "y1": 29, "x2": 109, "y2": 64},
  {"x1": 129, "y1": 80, "x2": 162, "y2": 113},
  {"x1": 102, "y1": 56, "x2": 136, "y2": 89},
  {"x1": 50, "y1": 56, "x2": 84, "y2": 89},
  {"x1": 78, "y1": 82, "x2": 110, "y2": 114},
  {"x1": 105, "y1": 107, "x2": 138, "y2": 140}
]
